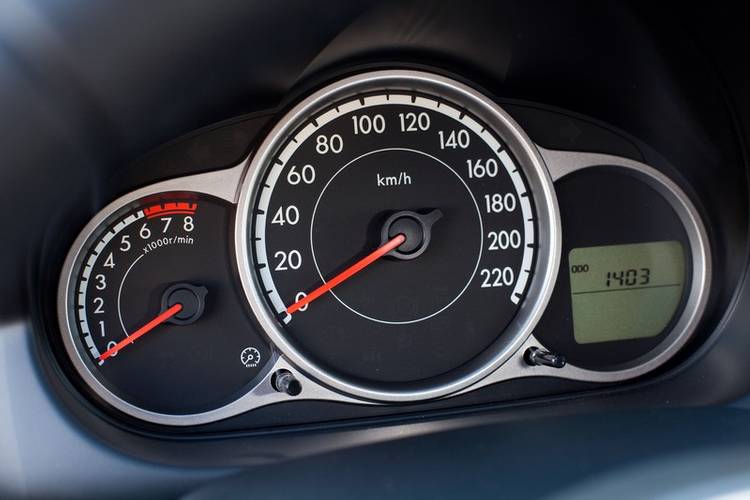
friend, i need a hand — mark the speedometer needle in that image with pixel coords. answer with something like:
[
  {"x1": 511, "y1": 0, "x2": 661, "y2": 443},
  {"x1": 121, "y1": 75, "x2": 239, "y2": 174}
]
[
  {"x1": 98, "y1": 303, "x2": 183, "y2": 361},
  {"x1": 286, "y1": 234, "x2": 406, "y2": 314}
]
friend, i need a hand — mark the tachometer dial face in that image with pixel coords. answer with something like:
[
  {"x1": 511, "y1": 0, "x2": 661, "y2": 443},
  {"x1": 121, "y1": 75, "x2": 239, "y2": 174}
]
[
  {"x1": 237, "y1": 70, "x2": 560, "y2": 401},
  {"x1": 60, "y1": 192, "x2": 271, "y2": 419}
]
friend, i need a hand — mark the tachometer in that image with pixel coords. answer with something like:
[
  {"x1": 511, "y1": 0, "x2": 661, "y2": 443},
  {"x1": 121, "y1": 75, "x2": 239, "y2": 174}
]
[
  {"x1": 58, "y1": 191, "x2": 271, "y2": 422},
  {"x1": 236, "y1": 70, "x2": 561, "y2": 401}
]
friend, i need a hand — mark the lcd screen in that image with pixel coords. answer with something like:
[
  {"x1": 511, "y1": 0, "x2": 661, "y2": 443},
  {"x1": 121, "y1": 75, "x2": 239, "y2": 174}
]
[{"x1": 569, "y1": 241, "x2": 685, "y2": 344}]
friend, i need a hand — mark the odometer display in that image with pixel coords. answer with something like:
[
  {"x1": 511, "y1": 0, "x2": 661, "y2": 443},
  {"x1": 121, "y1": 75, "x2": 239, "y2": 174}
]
[
  {"x1": 568, "y1": 241, "x2": 686, "y2": 344},
  {"x1": 239, "y1": 70, "x2": 560, "y2": 400}
]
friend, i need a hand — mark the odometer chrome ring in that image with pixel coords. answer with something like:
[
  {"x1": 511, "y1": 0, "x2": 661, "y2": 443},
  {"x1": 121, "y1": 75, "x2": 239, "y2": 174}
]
[{"x1": 235, "y1": 69, "x2": 561, "y2": 402}]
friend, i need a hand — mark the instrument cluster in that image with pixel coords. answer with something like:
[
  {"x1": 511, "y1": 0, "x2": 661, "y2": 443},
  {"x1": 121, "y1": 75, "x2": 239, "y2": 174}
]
[{"x1": 56, "y1": 69, "x2": 711, "y2": 427}]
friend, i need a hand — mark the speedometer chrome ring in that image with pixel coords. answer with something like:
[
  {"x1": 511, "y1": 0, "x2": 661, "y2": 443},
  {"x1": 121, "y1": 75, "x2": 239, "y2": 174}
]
[{"x1": 235, "y1": 69, "x2": 561, "y2": 402}]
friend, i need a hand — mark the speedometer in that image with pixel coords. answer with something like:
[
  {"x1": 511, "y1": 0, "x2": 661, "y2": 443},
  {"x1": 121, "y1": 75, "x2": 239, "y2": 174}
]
[{"x1": 236, "y1": 70, "x2": 560, "y2": 401}]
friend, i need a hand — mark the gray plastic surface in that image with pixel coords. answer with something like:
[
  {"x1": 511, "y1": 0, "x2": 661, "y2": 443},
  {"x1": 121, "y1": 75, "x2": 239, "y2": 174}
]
[
  {"x1": 185, "y1": 407, "x2": 750, "y2": 499},
  {"x1": 0, "y1": 322, "x2": 231, "y2": 499}
]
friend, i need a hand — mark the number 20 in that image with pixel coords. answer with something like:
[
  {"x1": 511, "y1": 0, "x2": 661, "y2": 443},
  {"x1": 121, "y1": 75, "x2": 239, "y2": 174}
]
[{"x1": 274, "y1": 250, "x2": 302, "y2": 271}]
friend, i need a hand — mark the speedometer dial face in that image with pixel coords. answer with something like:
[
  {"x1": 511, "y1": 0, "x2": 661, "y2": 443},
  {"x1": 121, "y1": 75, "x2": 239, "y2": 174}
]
[{"x1": 237, "y1": 70, "x2": 560, "y2": 401}]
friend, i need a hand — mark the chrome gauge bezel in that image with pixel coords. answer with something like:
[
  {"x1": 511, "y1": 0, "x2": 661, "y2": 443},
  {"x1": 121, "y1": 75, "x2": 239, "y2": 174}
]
[
  {"x1": 234, "y1": 69, "x2": 562, "y2": 402},
  {"x1": 55, "y1": 166, "x2": 292, "y2": 427},
  {"x1": 535, "y1": 149, "x2": 712, "y2": 381}
]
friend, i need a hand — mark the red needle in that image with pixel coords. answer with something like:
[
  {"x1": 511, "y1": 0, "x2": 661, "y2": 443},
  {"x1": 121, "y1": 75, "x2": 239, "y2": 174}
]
[
  {"x1": 286, "y1": 234, "x2": 406, "y2": 315},
  {"x1": 98, "y1": 303, "x2": 183, "y2": 361}
]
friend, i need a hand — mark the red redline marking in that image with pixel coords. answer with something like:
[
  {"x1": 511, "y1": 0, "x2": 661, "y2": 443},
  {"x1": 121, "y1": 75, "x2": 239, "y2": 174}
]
[
  {"x1": 143, "y1": 202, "x2": 197, "y2": 219},
  {"x1": 286, "y1": 234, "x2": 406, "y2": 315},
  {"x1": 145, "y1": 210, "x2": 196, "y2": 219},
  {"x1": 98, "y1": 303, "x2": 183, "y2": 362}
]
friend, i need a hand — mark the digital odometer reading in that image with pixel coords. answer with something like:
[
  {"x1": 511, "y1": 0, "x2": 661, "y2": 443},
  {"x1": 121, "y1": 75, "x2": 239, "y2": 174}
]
[
  {"x1": 251, "y1": 90, "x2": 537, "y2": 385},
  {"x1": 568, "y1": 241, "x2": 685, "y2": 344}
]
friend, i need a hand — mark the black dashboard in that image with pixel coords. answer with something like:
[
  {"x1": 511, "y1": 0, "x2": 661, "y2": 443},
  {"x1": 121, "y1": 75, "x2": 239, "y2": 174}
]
[{"x1": 2, "y1": 1, "x2": 750, "y2": 498}]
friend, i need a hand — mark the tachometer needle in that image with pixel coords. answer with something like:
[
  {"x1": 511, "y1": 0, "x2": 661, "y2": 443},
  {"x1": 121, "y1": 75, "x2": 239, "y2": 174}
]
[
  {"x1": 286, "y1": 234, "x2": 406, "y2": 314},
  {"x1": 98, "y1": 303, "x2": 183, "y2": 361}
]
